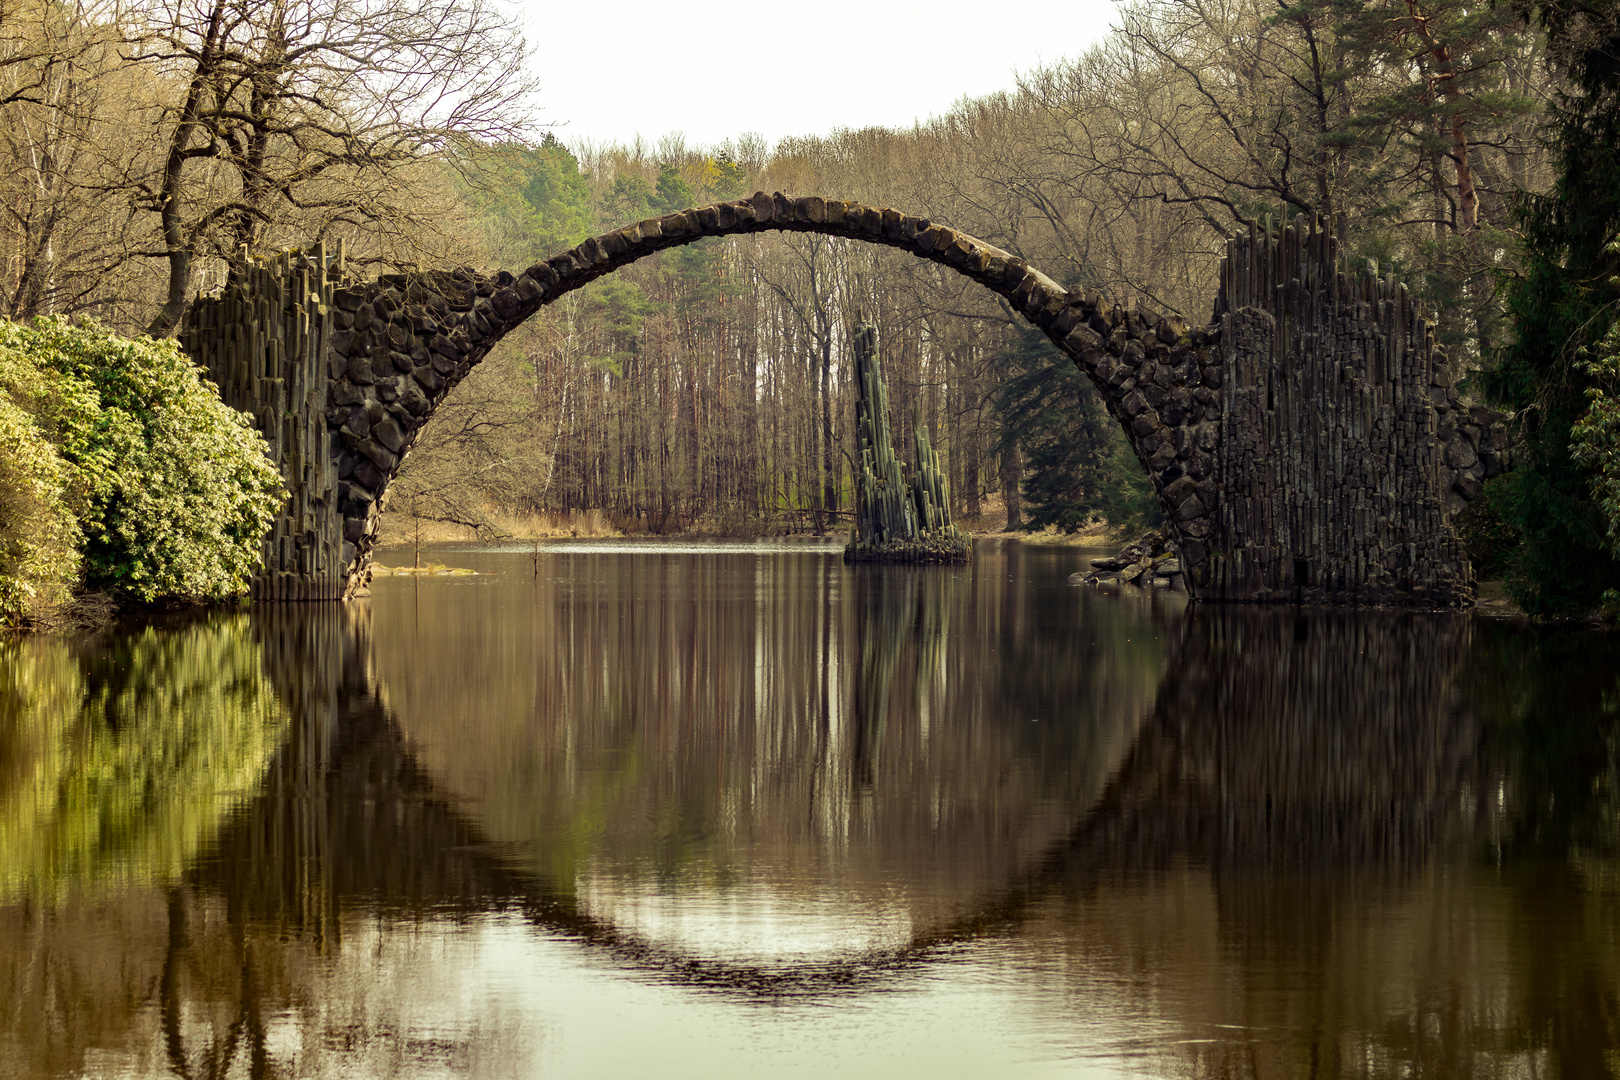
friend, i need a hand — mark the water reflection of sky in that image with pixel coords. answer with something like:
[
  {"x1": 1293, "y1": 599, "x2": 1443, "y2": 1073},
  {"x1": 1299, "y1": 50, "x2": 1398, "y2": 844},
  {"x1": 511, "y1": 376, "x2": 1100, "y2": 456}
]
[
  {"x1": 576, "y1": 874, "x2": 916, "y2": 962},
  {"x1": 304, "y1": 911, "x2": 1162, "y2": 1080}
]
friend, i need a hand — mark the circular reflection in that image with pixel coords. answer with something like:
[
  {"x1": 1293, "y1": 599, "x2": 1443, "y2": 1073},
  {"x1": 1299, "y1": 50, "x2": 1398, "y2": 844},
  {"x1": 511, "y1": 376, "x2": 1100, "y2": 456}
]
[{"x1": 372, "y1": 543, "x2": 1176, "y2": 964}]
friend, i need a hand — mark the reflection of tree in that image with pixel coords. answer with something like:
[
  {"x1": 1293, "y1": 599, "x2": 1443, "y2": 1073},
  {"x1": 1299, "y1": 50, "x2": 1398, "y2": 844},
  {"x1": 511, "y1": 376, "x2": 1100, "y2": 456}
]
[
  {"x1": 1456, "y1": 621, "x2": 1620, "y2": 1079},
  {"x1": 0, "y1": 613, "x2": 285, "y2": 902},
  {"x1": 0, "y1": 610, "x2": 290, "y2": 1080},
  {"x1": 12, "y1": 577, "x2": 1620, "y2": 1078}
]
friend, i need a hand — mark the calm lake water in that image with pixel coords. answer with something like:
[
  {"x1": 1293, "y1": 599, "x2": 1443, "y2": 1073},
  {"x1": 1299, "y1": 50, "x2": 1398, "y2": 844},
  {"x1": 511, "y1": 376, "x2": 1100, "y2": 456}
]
[{"x1": 3, "y1": 538, "x2": 1620, "y2": 1078}]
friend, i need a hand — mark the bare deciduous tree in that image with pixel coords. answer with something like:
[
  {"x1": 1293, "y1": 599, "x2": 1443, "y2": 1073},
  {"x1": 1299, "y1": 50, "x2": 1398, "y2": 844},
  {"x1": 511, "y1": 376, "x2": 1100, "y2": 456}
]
[{"x1": 125, "y1": 0, "x2": 538, "y2": 334}]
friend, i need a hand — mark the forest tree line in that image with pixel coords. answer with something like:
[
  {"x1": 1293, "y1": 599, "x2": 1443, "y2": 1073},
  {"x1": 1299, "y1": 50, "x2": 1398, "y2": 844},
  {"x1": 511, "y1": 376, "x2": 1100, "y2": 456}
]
[{"x1": 3, "y1": 0, "x2": 1620, "y2": 613}]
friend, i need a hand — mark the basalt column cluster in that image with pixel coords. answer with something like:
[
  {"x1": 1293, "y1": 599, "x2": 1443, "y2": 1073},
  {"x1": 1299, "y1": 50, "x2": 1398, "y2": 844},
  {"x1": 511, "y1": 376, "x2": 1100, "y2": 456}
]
[
  {"x1": 847, "y1": 324, "x2": 971, "y2": 563},
  {"x1": 1203, "y1": 219, "x2": 1508, "y2": 606},
  {"x1": 182, "y1": 246, "x2": 349, "y2": 601}
]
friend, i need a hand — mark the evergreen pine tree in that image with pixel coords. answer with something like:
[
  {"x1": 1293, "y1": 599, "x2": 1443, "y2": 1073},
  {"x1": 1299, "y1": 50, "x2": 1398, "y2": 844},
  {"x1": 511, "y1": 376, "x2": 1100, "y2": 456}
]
[
  {"x1": 991, "y1": 323, "x2": 1160, "y2": 534},
  {"x1": 1485, "y1": 2, "x2": 1620, "y2": 613}
]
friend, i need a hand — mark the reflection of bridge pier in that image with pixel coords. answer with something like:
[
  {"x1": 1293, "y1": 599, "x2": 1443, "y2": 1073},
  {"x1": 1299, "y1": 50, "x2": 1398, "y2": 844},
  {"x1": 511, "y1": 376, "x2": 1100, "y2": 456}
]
[
  {"x1": 908, "y1": 608, "x2": 1486, "y2": 943},
  {"x1": 1097, "y1": 608, "x2": 1483, "y2": 875}
]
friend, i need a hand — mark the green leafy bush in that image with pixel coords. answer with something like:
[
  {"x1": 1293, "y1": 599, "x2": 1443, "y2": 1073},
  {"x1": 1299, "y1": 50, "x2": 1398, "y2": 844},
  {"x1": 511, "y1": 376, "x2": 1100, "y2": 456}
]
[
  {"x1": 0, "y1": 318, "x2": 283, "y2": 605},
  {"x1": 0, "y1": 395, "x2": 80, "y2": 627}
]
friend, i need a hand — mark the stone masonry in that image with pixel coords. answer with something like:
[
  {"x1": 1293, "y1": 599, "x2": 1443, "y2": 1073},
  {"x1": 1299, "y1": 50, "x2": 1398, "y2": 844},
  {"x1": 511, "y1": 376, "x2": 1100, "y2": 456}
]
[{"x1": 182, "y1": 193, "x2": 1503, "y2": 605}]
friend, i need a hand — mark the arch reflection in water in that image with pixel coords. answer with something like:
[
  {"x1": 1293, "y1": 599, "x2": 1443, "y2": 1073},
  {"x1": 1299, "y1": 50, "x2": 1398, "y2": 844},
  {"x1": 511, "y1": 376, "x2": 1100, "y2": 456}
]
[
  {"x1": 372, "y1": 545, "x2": 1173, "y2": 969},
  {"x1": 3, "y1": 548, "x2": 1620, "y2": 1079}
]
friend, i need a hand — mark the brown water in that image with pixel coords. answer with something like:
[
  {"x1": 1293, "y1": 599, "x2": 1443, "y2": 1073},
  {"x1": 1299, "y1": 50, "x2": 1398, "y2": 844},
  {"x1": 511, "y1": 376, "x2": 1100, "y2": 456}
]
[{"x1": 3, "y1": 539, "x2": 1619, "y2": 1078}]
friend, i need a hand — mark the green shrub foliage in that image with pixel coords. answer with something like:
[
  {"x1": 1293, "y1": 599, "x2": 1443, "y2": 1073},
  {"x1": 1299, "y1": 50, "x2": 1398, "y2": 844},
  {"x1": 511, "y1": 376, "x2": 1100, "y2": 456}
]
[
  {"x1": 0, "y1": 318, "x2": 283, "y2": 605},
  {"x1": 0, "y1": 394, "x2": 80, "y2": 626},
  {"x1": 1570, "y1": 320, "x2": 1620, "y2": 561}
]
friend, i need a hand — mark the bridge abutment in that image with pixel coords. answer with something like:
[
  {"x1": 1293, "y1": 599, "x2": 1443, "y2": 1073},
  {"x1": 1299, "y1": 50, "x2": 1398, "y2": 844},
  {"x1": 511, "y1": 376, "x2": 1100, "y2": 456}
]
[
  {"x1": 182, "y1": 247, "x2": 353, "y2": 600},
  {"x1": 1199, "y1": 221, "x2": 1505, "y2": 605}
]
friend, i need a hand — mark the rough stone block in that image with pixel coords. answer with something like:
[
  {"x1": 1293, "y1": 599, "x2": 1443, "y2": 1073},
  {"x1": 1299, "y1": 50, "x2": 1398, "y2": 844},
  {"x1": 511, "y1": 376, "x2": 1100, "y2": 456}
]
[
  {"x1": 432, "y1": 334, "x2": 463, "y2": 362},
  {"x1": 400, "y1": 380, "x2": 430, "y2": 414},
  {"x1": 1443, "y1": 433, "x2": 1477, "y2": 470},
  {"x1": 352, "y1": 458, "x2": 384, "y2": 492},
  {"x1": 530, "y1": 259, "x2": 565, "y2": 288},
  {"x1": 1163, "y1": 475, "x2": 1198, "y2": 506},
  {"x1": 492, "y1": 289, "x2": 522, "y2": 319},
  {"x1": 1063, "y1": 324, "x2": 1104, "y2": 356},
  {"x1": 358, "y1": 438, "x2": 396, "y2": 471},
  {"x1": 413, "y1": 364, "x2": 445, "y2": 394},
  {"x1": 373, "y1": 417, "x2": 405, "y2": 453},
  {"x1": 341, "y1": 406, "x2": 369, "y2": 439}
]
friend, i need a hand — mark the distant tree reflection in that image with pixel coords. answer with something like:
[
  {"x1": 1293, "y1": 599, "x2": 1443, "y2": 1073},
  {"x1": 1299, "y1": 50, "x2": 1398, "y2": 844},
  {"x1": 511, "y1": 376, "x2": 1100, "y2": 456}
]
[{"x1": 4, "y1": 576, "x2": 1620, "y2": 1078}]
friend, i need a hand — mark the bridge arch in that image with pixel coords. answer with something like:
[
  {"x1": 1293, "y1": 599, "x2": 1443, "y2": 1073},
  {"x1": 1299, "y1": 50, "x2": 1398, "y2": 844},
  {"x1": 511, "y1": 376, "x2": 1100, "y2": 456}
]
[
  {"x1": 320, "y1": 191, "x2": 1216, "y2": 593},
  {"x1": 186, "y1": 192, "x2": 1501, "y2": 606}
]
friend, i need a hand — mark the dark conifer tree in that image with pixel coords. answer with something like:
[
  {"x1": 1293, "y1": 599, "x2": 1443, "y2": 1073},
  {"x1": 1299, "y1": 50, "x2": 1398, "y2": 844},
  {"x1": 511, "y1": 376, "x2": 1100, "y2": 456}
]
[
  {"x1": 1486, "y1": 2, "x2": 1620, "y2": 613},
  {"x1": 991, "y1": 324, "x2": 1159, "y2": 534}
]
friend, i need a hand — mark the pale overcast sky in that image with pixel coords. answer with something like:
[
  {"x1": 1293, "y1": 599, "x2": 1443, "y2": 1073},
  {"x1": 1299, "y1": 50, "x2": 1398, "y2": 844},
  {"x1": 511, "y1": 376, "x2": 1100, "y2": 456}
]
[{"x1": 520, "y1": 0, "x2": 1125, "y2": 153}]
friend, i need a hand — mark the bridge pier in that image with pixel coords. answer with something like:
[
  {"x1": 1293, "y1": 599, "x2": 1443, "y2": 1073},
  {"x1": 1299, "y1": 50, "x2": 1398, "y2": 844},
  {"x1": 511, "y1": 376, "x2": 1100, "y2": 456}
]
[
  {"x1": 1199, "y1": 221, "x2": 1505, "y2": 605},
  {"x1": 182, "y1": 194, "x2": 1504, "y2": 607},
  {"x1": 182, "y1": 246, "x2": 354, "y2": 600}
]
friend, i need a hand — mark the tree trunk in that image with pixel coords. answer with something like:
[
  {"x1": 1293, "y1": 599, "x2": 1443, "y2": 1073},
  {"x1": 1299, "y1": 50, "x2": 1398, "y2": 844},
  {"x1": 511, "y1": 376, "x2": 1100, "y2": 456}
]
[{"x1": 1002, "y1": 438, "x2": 1022, "y2": 532}]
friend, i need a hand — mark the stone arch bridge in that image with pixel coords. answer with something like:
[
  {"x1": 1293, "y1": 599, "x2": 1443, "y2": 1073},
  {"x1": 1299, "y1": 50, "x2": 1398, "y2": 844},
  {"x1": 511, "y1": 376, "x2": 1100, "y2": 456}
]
[{"x1": 181, "y1": 192, "x2": 1506, "y2": 606}]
